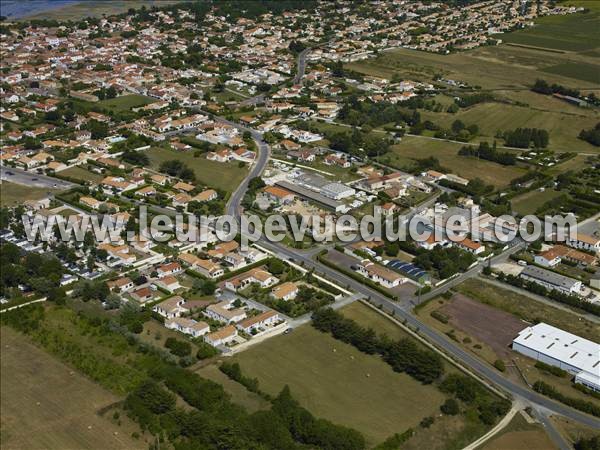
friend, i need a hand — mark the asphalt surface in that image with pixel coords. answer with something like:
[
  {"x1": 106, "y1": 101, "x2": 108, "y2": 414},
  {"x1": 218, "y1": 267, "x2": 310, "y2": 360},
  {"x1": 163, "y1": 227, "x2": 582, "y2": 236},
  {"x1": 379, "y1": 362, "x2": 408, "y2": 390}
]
[
  {"x1": 212, "y1": 100, "x2": 600, "y2": 428},
  {"x1": 0, "y1": 166, "x2": 75, "y2": 190},
  {"x1": 293, "y1": 47, "x2": 310, "y2": 84}
]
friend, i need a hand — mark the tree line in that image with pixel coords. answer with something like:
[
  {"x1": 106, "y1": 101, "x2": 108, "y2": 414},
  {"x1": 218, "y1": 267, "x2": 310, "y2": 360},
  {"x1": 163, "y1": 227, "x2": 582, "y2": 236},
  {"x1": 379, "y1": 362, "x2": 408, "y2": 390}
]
[
  {"x1": 312, "y1": 308, "x2": 444, "y2": 384},
  {"x1": 458, "y1": 141, "x2": 516, "y2": 166}
]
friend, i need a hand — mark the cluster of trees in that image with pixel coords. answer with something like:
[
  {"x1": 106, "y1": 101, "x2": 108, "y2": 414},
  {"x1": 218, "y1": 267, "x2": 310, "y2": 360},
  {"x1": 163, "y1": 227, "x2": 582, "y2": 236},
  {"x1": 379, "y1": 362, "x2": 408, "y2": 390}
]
[
  {"x1": 159, "y1": 159, "x2": 195, "y2": 181},
  {"x1": 312, "y1": 308, "x2": 444, "y2": 384},
  {"x1": 440, "y1": 374, "x2": 511, "y2": 425},
  {"x1": 0, "y1": 243, "x2": 66, "y2": 301},
  {"x1": 327, "y1": 128, "x2": 394, "y2": 158},
  {"x1": 220, "y1": 361, "x2": 262, "y2": 396},
  {"x1": 532, "y1": 79, "x2": 580, "y2": 98},
  {"x1": 439, "y1": 177, "x2": 495, "y2": 198},
  {"x1": 574, "y1": 435, "x2": 600, "y2": 450},
  {"x1": 533, "y1": 381, "x2": 600, "y2": 417},
  {"x1": 337, "y1": 95, "x2": 422, "y2": 129},
  {"x1": 496, "y1": 272, "x2": 600, "y2": 316},
  {"x1": 126, "y1": 363, "x2": 364, "y2": 449},
  {"x1": 413, "y1": 246, "x2": 476, "y2": 280},
  {"x1": 269, "y1": 285, "x2": 334, "y2": 317},
  {"x1": 454, "y1": 92, "x2": 495, "y2": 108},
  {"x1": 165, "y1": 337, "x2": 192, "y2": 357},
  {"x1": 502, "y1": 128, "x2": 549, "y2": 149},
  {"x1": 458, "y1": 141, "x2": 516, "y2": 166},
  {"x1": 579, "y1": 122, "x2": 600, "y2": 147}
]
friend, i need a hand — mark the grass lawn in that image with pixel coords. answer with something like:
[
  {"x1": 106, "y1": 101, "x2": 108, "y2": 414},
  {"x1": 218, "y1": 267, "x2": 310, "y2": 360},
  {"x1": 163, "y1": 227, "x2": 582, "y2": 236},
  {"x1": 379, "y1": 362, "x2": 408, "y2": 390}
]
[
  {"x1": 61, "y1": 166, "x2": 105, "y2": 184},
  {"x1": 481, "y1": 412, "x2": 557, "y2": 450},
  {"x1": 511, "y1": 189, "x2": 564, "y2": 216},
  {"x1": 230, "y1": 323, "x2": 447, "y2": 446},
  {"x1": 146, "y1": 147, "x2": 248, "y2": 193},
  {"x1": 379, "y1": 136, "x2": 527, "y2": 188},
  {"x1": 97, "y1": 95, "x2": 156, "y2": 112},
  {"x1": 455, "y1": 278, "x2": 600, "y2": 342},
  {"x1": 0, "y1": 182, "x2": 62, "y2": 207},
  {"x1": 0, "y1": 327, "x2": 145, "y2": 450}
]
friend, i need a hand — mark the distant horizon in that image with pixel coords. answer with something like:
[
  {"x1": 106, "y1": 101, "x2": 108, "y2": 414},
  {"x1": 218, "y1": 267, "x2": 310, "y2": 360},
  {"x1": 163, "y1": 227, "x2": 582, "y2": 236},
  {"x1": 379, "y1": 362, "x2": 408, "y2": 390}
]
[{"x1": 1, "y1": 0, "x2": 80, "y2": 19}]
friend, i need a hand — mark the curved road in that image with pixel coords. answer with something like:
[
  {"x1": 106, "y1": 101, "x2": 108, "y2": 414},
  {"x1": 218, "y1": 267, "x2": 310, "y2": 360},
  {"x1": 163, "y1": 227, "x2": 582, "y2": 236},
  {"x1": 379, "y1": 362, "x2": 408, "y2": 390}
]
[{"x1": 221, "y1": 115, "x2": 600, "y2": 430}]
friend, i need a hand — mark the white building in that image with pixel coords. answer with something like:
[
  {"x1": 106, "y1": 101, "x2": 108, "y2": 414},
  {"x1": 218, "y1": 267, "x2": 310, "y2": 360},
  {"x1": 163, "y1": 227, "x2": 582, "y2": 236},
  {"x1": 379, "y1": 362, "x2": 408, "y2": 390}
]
[
  {"x1": 520, "y1": 266, "x2": 582, "y2": 295},
  {"x1": 165, "y1": 317, "x2": 209, "y2": 338},
  {"x1": 512, "y1": 323, "x2": 600, "y2": 392}
]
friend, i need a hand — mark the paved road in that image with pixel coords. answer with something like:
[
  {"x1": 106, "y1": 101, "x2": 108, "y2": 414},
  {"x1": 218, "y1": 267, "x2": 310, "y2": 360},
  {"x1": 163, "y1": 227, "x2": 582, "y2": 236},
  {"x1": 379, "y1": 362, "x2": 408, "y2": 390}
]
[
  {"x1": 0, "y1": 166, "x2": 75, "y2": 190},
  {"x1": 257, "y1": 239, "x2": 600, "y2": 429},
  {"x1": 293, "y1": 47, "x2": 310, "y2": 84}
]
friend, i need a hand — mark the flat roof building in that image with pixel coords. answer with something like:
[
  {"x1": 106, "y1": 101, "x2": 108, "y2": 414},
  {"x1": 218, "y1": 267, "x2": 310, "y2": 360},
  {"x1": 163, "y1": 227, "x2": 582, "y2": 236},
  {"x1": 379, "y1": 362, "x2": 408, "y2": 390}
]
[{"x1": 512, "y1": 323, "x2": 599, "y2": 392}]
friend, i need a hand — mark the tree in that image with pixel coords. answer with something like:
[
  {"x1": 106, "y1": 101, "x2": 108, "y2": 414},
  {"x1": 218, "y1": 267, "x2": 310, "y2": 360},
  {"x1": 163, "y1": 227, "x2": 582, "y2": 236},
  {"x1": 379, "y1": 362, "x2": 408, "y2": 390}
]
[
  {"x1": 267, "y1": 258, "x2": 285, "y2": 275},
  {"x1": 440, "y1": 398, "x2": 459, "y2": 415}
]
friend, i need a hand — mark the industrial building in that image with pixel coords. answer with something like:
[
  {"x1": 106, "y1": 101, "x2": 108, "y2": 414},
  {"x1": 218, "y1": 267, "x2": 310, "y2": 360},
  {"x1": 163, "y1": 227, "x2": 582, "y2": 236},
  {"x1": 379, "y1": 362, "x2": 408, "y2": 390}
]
[
  {"x1": 512, "y1": 323, "x2": 600, "y2": 392},
  {"x1": 519, "y1": 265, "x2": 582, "y2": 295}
]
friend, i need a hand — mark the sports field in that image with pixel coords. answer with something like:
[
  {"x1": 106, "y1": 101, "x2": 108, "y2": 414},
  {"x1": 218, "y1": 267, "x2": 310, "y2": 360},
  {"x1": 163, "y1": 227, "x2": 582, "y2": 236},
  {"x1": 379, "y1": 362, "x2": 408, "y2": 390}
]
[
  {"x1": 0, "y1": 182, "x2": 62, "y2": 207},
  {"x1": 0, "y1": 327, "x2": 145, "y2": 450},
  {"x1": 380, "y1": 136, "x2": 526, "y2": 188},
  {"x1": 231, "y1": 321, "x2": 447, "y2": 446},
  {"x1": 146, "y1": 147, "x2": 247, "y2": 193}
]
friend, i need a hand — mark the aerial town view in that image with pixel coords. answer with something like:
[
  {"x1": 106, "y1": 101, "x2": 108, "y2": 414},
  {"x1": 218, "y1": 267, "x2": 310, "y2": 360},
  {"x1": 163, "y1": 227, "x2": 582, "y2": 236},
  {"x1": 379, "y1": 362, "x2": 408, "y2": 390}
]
[{"x1": 0, "y1": 0, "x2": 599, "y2": 449}]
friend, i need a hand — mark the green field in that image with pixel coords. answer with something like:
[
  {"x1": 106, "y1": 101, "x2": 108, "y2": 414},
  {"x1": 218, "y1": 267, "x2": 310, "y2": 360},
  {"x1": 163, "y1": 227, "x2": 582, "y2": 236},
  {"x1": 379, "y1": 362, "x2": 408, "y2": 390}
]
[
  {"x1": 511, "y1": 189, "x2": 564, "y2": 216},
  {"x1": 146, "y1": 146, "x2": 248, "y2": 193},
  {"x1": 230, "y1": 322, "x2": 447, "y2": 446},
  {"x1": 346, "y1": 44, "x2": 600, "y2": 90},
  {"x1": 380, "y1": 136, "x2": 527, "y2": 188},
  {"x1": 419, "y1": 101, "x2": 600, "y2": 154},
  {"x1": 501, "y1": 3, "x2": 600, "y2": 52},
  {"x1": 0, "y1": 327, "x2": 145, "y2": 450},
  {"x1": 61, "y1": 166, "x2": 105, "y2": 184},
  {"x1": 541, "y1": 62, "x2": 600, "y2": 84},
  {"x1": 96, "y1": 95, "x2": 156, "y2": 112},
  {"x1": 0, "y1": 182, "x2": 62, "y2": 206},
  {"x1": 196, "y1": 365, "x2": 271, "y2": 413}
]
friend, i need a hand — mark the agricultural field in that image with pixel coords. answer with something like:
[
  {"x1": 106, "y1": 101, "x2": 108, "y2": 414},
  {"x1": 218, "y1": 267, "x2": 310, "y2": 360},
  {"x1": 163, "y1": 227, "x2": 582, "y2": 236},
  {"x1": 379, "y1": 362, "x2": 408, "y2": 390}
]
[
  {"x1": 96, "y1": 95, "x2": 156, "y2": 113},
  {"x1": 230, "y1": 322, "x2": 448, "y2": 447},
  {"x1": 0, "y1": 182, "x2": 62, "y2": 207},
  {"x1": 419, "y1": 101, "x2": 600, "y2": 154},
  {"x1": 61, "y1": 166, "x2": 105, "y2": 184},
  {"x1": 481, "y1": 412, "x2": 557, "y2": 450},
  {"x1": 501, "y1": 2, "x2": 600, "y2": 53},
  {"x1": 511, "y1": 189, "x2": 564, "y2": 216},
  {"x1": 346, "y1": 44, "x2": 600, "y2": 90},
  {"x1": 0, "y1": 327, "x2": 145, "y2": 450},
  {"x1": 146, "y1": 146, "x2": 248, "y2": 193},
  {"x1": 379, "y1": 136, "x2": 527, "y2": 188}
]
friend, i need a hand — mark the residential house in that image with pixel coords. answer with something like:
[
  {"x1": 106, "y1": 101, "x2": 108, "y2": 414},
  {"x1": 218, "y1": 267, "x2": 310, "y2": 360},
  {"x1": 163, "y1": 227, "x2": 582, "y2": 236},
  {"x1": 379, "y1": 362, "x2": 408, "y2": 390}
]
[
  {"x1": 236, "y1": 310, "x2": 281, "y2": 334},
  {"x1": 130, "y1": 287, "x2": 154, "y2": 303},
  {"x1": 356, "y1": 260, "x2": 405, "y2": 288},
  {"x1": 107, "y1": 277, "x2": 134, "y2": 293},
  {"x1": 204, "y1": 325, "x2": 238, "y2": 347},
  {"x1": 166, "y1": 317, "x2": 210, "y2": 338},
  {"x1": 271, "y1": 282, "x2": 299, "y2": 301},
  {"x1": 153, "y1": 296, "x2": 188, "y2": 319},
  {"x1": 157, "y1": 262, "x2": 183, "y2": 278},
  {"x1": 205, "y1": 300, "x2": 247, "y2": 324}
]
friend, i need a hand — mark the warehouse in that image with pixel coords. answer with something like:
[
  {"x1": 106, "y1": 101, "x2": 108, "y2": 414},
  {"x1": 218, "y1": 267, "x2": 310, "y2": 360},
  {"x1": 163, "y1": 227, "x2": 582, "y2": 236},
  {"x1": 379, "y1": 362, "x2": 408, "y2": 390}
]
[
  {"x1": 276, "y1": 181, "x2": 344, "y2": 212},
  {"x1": 321, "y1": 182, "x2": 355, "y2": 200},
  {"x1": 519, "y1": 265, "x2": 582, "y2": 295},
  {"x1": 512, "y1": 323, "x2": 600, "y2": 392}
]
